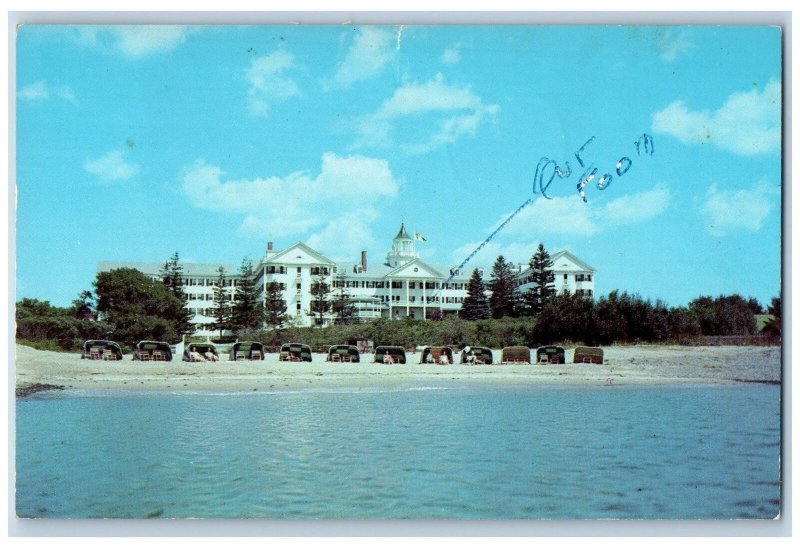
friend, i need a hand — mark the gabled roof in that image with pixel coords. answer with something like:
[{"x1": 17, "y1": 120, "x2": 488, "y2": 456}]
[
  {"x1": 550, "y1": 250, "x2": 596, "y2": 272},
  {"x1": 516, "y1": 249, "x2": 595, "y2": 277},
  {"x1": 264, "y1": 242, "x2": 335, "y2": 265},
  {"x1": 394, "y1": 223, "x2": 412, "y2": 240},
  {"x1": 386, "y1": 258, "x2": 444, "y2": 279}
]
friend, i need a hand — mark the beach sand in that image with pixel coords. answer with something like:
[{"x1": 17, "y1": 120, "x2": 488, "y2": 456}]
[{"x1": 14, "y1": 343, "x2": 781, "y2": 393}]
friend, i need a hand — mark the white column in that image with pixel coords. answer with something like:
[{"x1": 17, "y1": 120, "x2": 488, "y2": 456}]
[
  {"x1": 423, "y1": 282, "x2": 427, "y2": 319},
  {"x1": 405, "y1": 279, "x2": 410, "y2": 317},
  {"x1": 388, "y1": 279, "x2": 393, "y2": 319}
]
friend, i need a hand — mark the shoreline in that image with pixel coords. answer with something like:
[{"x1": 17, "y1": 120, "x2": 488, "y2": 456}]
[{"x1": 15, "y1": 343, "x2": 781, "y2": 396}]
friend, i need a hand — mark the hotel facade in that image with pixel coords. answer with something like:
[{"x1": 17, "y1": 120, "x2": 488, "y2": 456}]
[{"x1": 98, "y1": 224, "x2": 595, "y2": 334}]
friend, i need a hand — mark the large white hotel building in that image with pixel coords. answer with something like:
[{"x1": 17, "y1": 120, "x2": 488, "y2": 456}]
[{"x1": 98, "y1": 224, "x2": 595, "y2": 334}]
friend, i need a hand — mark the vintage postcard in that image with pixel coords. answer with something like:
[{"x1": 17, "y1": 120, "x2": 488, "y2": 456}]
[{"x1": 14, "y1": 23, "x2": 782, "y2": 524}]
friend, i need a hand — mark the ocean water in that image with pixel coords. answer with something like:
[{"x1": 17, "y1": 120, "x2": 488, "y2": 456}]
[{"x1": 16, "y1": 384, "x2": 780, "y2": 519}]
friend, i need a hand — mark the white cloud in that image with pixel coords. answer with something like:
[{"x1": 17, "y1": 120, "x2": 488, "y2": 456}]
[
  {"x1": 449, "y1": 185, "x2": 672, "y2": 268},
  {"x1": 306, "y1": 210, "x2": 380, "y2": 261},
  {"x1": 657, "y1": 29, "x2": 694, "y2": 61},
  {"x1": 56, "y1": 86, "x2": 76, "y2": 103},
  {"x1": 652, "y1": 79, "x2": 781, "y2": 155},
  {"x1": 449, "y1": 240, "x2": 542, "y2": 269},
  {"x1": 84, "y1": 150, "x2": 139, "y2": 181},
  {"x1": 354, "y1": 73, "x2": 499, "y2": 154},
  {"x1": 485, "y1": 185, "x2": 673, "y2": 239},
  {"x1": 113, "y1": 26, "x2": 190, "y2": 58},
  {"x1": 701, "y1": 180, "x2": 778, "y2": 236},
  {"x1": 245, "y1": 49, "x2": 301, "y2": 116},
  {"x1": 181, "y1": 153, "x2": 400, "y2": 256},
  {"x1": 598, "y1": 185, "x2": 672, "y2": 226},
  {"x1": 441, "y1": 44, "x2": 461, "y2": 65},
  {"x1": 330, "y1": 27, "x2": 395, "y2": 89},
  {"x1": 18, "y1": 81, "x2": 49, "y2": 101},
  {"x1": 498, "y1": 195, "x2": 600, "y2": 238},
  {"x1": 19, "y1": 81, "x2": 77, "y2": 103},
  {"x1": 77, "y1": 26, "x2": 191, "y2": 58}
]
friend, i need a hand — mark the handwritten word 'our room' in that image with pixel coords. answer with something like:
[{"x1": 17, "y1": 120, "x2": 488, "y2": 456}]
[{"x1": 533, "y1": 134, "x2": 654, "y2": 203}]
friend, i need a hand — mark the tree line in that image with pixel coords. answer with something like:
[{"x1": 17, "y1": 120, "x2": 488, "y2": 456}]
[
  {"x1": 16, "y1": 244, "x2": 780, "y2": 351},
  {"x1": 16, "y1": 252, "x2": 360, "y2": 350},
  {"x1": 458, "y1": 243, "x2": 779, "y2": 344}
]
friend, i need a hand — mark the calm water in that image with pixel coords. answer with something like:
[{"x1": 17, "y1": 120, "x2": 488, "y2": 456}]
[{"x1": 16, "y1": 384, "x2": 780, "y2": 519}]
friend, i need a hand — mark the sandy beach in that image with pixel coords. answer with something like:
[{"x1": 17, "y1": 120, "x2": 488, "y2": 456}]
[{"x1": 15, "y1": 343, "x2": 781, "y2": 394}]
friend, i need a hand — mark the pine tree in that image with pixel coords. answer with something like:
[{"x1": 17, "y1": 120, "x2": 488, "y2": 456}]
[
  {"x1": 71, "y1": 290, "x2": 95, "y2": 320},
  {"x1": 211, "y1": 266, "x2": 232, "y2": 338},
  {"x1": 231, "y1": 258, "x2": 261, "y2": 332},
  {"x1": 159, "y1": 251, "x2": 193, "y2": 336},
  {"x1": 331, "y1": 273, "x2": 356, "y2": 325},
  {"x1": 264, "y1": 281, "x2": 287, "y2": 328},
  {"x1": 523, "y1": 243, "x2": 555, "y2": 315},
  {"x1": 488, "y1": 255, "x2": 520, "y2": 319},
  {"x1": 308, "y1": 274, "x2": 331, "y2": 327},
  {"x1": 763, "y1": 296, "x2": 781, "y2": 337},
  {"x1": 461, "y1": 268, "x2": 491, "y2": 320}
]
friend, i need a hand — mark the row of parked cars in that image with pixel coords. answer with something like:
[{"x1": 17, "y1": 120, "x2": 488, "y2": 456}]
[{"x1": 80, "y1": 340, "x2": 604, "y2": 364}]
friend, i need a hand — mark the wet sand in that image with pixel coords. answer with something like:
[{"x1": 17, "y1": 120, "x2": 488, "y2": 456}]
[{"x1": 14, "y1": 343, "x2": 781, "y2": 394}]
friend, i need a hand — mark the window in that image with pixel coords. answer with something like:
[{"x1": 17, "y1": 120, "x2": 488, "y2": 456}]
[
  {"x1": 587, "y1": 275, "x2": 592, "y2": 281},
  {"x1": 409, "y1": 281, "x2": 416, "y2": 289},
  {"x1": 296, "y1": 283, "x2": 301, "y2": 290},
  {"x1": 410, "y1": 296, "x2": 415, "y2": 302},
  {"x1": 564, "y1": 274, "x2": 568, "y2": 280},
  {"x1": 296, "y1": 303, "x2": 301, "y2": 311},
  {"x1": 392, "y1": 281, "x2": 402, "y2": 289},
  {"x1": 297, "y1": 267, "x2": 302, "y2": 274}
]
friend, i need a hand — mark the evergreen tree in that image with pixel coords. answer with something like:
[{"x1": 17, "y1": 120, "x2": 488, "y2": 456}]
[
  {"x1": 331, "y1": 273, "x2": 356, "y2": 325},
  {"x1": 231, "y1": 258, "x2": 261, "y2": 332},
  {"x1": 488, "y1": 255, "x2": 520, "y2": 318},
  {"x1": 264, "y1": 281, "x2": 287, "y2": 328},
  {"x1": 159, "y1": 252, "x2": 193, "y2": 336},
  {"x1": 523, "y1": 243, "x2": 555, "y2": 315},
  {"x1": 746, "y1": 297, "x2": 764, "y2": 315},
  {"x1": 308, "y1": 274, "x2": 331, "y2": 327},
  {"x1": 71, "y1": 290, "x2": 95, "y2": 320},
  {"x1": 460, "y1": 268, "x2": 491, "y2": 320},
  {"x1": 211, "y1": 266, "x2": 232, "y2": 338},
  {"x1": 763, "y1": 296, "x2": 781, "y2": 337}
]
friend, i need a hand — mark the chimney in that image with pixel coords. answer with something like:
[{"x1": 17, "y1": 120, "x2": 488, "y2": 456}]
[
  {"x1": 361, "y1": 251, "x2": 367, "y2": 272},
  {"x1": 268, "y1": 242, "x2": 273, "y2": 251}
]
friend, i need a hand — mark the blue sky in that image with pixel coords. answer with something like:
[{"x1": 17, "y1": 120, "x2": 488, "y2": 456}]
[{"x1": 15, "y1": 24, "x2": 782, "y2": 308}]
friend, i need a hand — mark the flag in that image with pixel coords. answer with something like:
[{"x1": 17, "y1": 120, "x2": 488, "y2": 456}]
[{"x1": 415, "y1": 232, "x2": 427, "y2": 242}]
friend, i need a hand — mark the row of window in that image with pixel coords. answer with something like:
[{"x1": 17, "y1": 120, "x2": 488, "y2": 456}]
[
  {"x1": 263, "y1": 266, "x2": 332, "y2": 276},
  {"x1": 151, "y1": 276, "x2": 237, "y2": 288},
  {"x1": 184, "y1": 278, "x2": 238, "y2": 287},
  {"x1": 517, "y1": 273, "x2": 593, "y2": 286},
  {"x1": 379, "y1": 295, "x2": 464, "y2": 304},
  {"x1": 328, "y1": 280, "x2": 469, "y2": 290}
]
